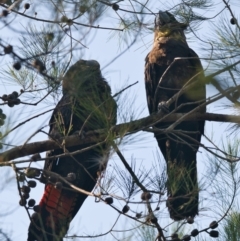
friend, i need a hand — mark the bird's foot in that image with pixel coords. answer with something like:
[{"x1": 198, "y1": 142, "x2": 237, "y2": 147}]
[
  {"x1": 79, "y1": 130, "x2": 86, "y2": 139},
  {"x1": 158, "y1": 101, "x2": 169, "y2": 115},
  {"x1": 73, "y1": 130, "x2": 86, "y2": 139}
]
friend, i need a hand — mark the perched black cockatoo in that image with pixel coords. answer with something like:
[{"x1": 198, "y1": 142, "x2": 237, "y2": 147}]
[
  {"x1": 145, "y1": 11, "x2": 206, "y2": 220},
  {"x1": 28, "y1": 60, "x2": 117, "y2": 241}
]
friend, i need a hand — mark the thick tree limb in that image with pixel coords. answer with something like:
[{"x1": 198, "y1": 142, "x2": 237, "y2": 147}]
[{"x1": 0, "y1": 112, "x2": 239, "y2": 163}]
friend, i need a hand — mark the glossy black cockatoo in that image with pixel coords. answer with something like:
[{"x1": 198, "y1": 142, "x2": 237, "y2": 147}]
[
  {"x1": 28, "y1": 60, "x2": 117, "y2": 240},
  {"x1": 145, "y1": 11, "x2": 206, "y2": 220}
]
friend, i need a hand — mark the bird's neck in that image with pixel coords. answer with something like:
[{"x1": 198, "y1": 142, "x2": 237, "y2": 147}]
[{"x1": 154, "y1": 30, "x2": 187, "y2": 45}]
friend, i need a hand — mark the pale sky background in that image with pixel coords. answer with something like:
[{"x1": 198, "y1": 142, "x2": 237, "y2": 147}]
[{"x1": 0, "y1": 1, "x2": 240, "y2": 241}]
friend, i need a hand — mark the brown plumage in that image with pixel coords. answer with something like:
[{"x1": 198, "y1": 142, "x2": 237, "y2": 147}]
[
  {"x1": 28, "y1": 60, "x2": 117, "y2": 241},
  {"x1": 145, "y1": 11, "x2": 206, "y2": 220}
]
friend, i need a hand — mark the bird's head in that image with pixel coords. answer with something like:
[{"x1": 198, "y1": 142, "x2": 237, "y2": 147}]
[
  {"x1": 154, "y1": 11, "x2": 188, "y2": 39},
  {"x1": 62, "y1": 59, "x2": 102, "y2": 94}
]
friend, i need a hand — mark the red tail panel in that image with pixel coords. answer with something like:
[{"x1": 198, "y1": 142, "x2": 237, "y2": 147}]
[{"x1": 40, "y1": 184, "x2": 77, "y2": 221}]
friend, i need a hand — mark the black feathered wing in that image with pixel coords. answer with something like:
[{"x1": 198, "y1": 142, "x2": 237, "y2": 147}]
[{"x1": 28, "y1": 81, "x2": 116, "y2": 241}]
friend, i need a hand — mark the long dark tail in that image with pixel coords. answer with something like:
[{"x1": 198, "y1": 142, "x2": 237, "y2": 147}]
[
  {"x1": 27, "y1": 146, "x2": 102, "y2": 241},
  {"x1": 27, "y1": 183, "x2": 81, "y2": 241},
  {"x1": 155, "y1": 120, "x2": 200, "y2": 221},
  {"x1": 166, "y1": 157, "x2": 198, "y2": 221}
]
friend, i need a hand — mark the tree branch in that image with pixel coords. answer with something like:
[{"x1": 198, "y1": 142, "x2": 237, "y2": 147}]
[{"x1": 0, "y1": 112, "x2": 239, "y2": 163}]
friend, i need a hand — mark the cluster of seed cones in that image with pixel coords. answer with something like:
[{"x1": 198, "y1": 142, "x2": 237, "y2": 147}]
[{"x1": 2, "y1": 91, "x2": 20, "y2": 107}]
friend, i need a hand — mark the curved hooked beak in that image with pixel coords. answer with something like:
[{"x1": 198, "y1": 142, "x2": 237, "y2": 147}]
[
  {"x1": 154, "y1": 11, "x2": 171, "y2": 27},
  {"x1": 78, "y1": 59, "x2": 100, "y2": 68},
  {"x1": 154, "y1": 11, "x2": 188, "y2": 30}
]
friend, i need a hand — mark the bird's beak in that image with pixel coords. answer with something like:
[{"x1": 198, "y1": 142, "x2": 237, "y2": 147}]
[
  {"x1": 154, "y1": 11, "x2": 188, "y2": 30},
  {"x1": 86, "y1": 60, "x2": 100, "y2": 68},
  {"x1": 154, "y1": 11, "x2": 171, "y2": 28}
]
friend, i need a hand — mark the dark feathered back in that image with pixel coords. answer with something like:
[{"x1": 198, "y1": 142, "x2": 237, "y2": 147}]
[{"x1": 28, "y1": 59, "x2": 117, "y2": 241}]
